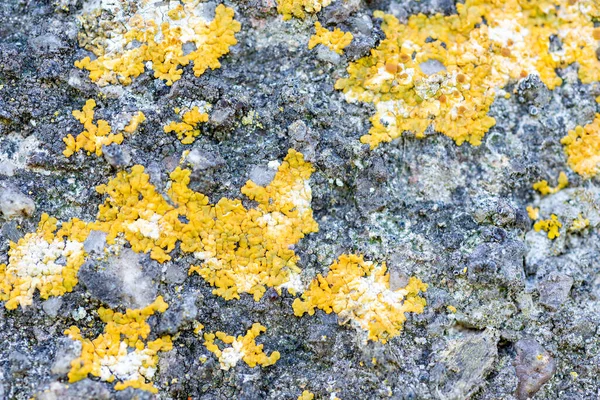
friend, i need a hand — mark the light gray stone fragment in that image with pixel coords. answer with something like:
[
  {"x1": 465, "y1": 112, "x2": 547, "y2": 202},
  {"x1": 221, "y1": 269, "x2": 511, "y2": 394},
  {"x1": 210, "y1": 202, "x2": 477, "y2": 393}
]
[
  {"x1": 316, "y1": 45, "x2": 341, "y2": 65},
  {"x1": 79, "y1": 249, "x2": 156, "y2": 309},
  {"x1": 102, "y1": 143, "x2": 132, "y2": 168},
  {"x1": 83, "y1": 230, "x2": 107, "y2": 254},
  {"x1": 42, "y1": 297, "x2": 63, "y2": 318},
  {"x1": 186, "y1": 147, "x2": 225, "y2": 171},
  {"x1": 0, "y1": 181, "x2": 35, "y2": 220},
  {"x1": 50, "y1": 338, "x2": 81, "y2": 376},
  {"x1": 36, "y1": 381, "x2": 111, "y2": 400},
  {"x1": 538, "y1": 272, "x2": 573, "y2": 310},
  {"x1": 430, "y1": 329, "x2": 498, "y2": 400},
  {"x1": 249, "y1": 165, "x2": 276, "y2": 187}
]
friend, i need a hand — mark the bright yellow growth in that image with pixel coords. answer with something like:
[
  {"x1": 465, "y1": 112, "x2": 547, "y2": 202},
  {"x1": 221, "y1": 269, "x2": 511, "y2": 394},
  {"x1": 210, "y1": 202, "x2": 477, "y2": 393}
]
[
  {"x1": 277, "y1": 0, "x2": 331, "y2": 20},
  {"x1": 65, "y1": 296, "x2": 172, "y2": 393},
  {"x1": 92, "y1": 149, "x2": 317, "y2": 300},
  {"x1": 569, "y1": 214, "x2": 590, "y2": 232},
  {"x1": 203, "y1": 323, "x2": 280, "y2": 370},
  {"x1": 335, "y1": 1, "x2": 600, "y2": 149},
  {"x1": 308, "y1": 22, "x2": 353, "y2": 55},
  {"x1": 63, "y1": 100, "x2": 133, "y2": 158},
  {"x1": 189, "y1": 150, "x2": 319, "y2": 300},
  {"x1": 75, "y1": 3, "x2": 241, "y2": 86},
  {"x1": 534, "y1": 214, "x2": 562, "y2": 239},
  {"x1": 526, "y1": 206, "x2": 540, "y2": 220},
  {"x1": 561, "y1": 114, "x2": 600, "y2": 178},
  {"x1": 0, "y1": 213, "x2": 89, "y2": 309},
  {"x1": 124, "y1": 111, "x2": 147, "y2": 134},
  {"x1": 164, "y1": 106, "x2": 209, "y2": 144},
  {"x1": 533, "y1": 172, "x2": 568, "y2": 195},
  {"x1": 292, "y1": 254, "x2": 428, "y2": 343},
  {"x1": 298, "y1": 390, "x2": 315, "y2": 400}
]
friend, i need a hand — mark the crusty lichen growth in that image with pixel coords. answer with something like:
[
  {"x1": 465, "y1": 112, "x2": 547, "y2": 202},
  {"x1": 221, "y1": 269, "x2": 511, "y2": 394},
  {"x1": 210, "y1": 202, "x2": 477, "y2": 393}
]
[
  {"x1": 0, "y1": 214, "x2": 89, "y2": 309},
  {"x1": 75, "y1": 2, "x2": 241, "y2": 86},
  {"x1": 276, "y1": 0, "x2": 331, "y2": 20},
  {"x1": 90, "y1": 149, "x2": 317, "y2": 300},
  {"x1": 65, "y1": 296, "x2": 172, "y2": 393},
  {"x1": 308, "y1": 22, "x2": 353, "y2": 55},
  {"x1": 561, "y1": 114, "x2": 600, "y2": 178},
  {"x1": 189, "y1": 149, "x2": 319, "y2": 300},
  {"x1": 335, "y1": 1, "x2": 600, "y2": 149},
  {"x1": 164, "y1": 106, "x2": 209, "y2": 144},
  {"x1": 298, "y1": 390, "x2": 315, "y2": 400},
  {"x1": 124, "y1": 111, "x2": 147, "y2": 134},
  {"x1": 569, "y1": 214, "x2": 590, "y2": 232},
  {"x1": 533, "y1": 172, "x2": 568, "y2": 195},
  {"x1": 534, "y1": 214, "x2": 562, "y2": 239},
  {"x1": 292, "y1": 254, "x2": 427, "y2": 343},
  {"x1": 203, "y1": 323, "x2": 280, "y2": 370},
  {"x1": 526, "y1": 206, "x2": 540, "y2": 220},
  {"x1": 63, "y1": 100, "x2": 142, "y2": 158}
]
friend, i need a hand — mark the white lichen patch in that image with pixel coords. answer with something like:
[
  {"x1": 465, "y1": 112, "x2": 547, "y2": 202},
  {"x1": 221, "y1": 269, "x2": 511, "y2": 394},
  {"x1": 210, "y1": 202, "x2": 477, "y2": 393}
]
[
  {"x1": 99, "y1": 342, "x2": 156, "y2": 382},
  {"x1": 126, "y1": 212, "x2": 161, "y2": 240},
  {"x1": 0, "y1": 215, "x2": 87, "y2": 309},
  {"x1": 217, "y1": 340, "x2": 245, "y2": 371}
]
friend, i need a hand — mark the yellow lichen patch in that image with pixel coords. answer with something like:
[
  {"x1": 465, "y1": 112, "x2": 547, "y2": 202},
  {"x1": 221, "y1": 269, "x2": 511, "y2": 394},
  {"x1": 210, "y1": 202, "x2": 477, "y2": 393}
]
[
  {"x1": 63, "y1": 100, "x2": 146, "y2": 158},
  {"x1": 308, "y1": 22, "x2": 353, "y2": 55},
  {"x1": 561, "y1": 114, "x2": 600, "y2": 178},
  {"x1": 164, "y1": 106, "x2": 209, "y2": 144},
  {"x1": 527, "y1": 206, "x2": 540, "y2": 221},
  {"x1": 533, "y1": 172, "x2": 569, "y2": 195},
  {"x1": 63, "y1": 100, "x2": 122, "y2": 157},
  {"x1": 92, "y1": 149, "x2": 317, "y2": 300},
  {"x1": 0, "y1": 213, "x2": 89, "y2": 310},
  {"x1": 335, "y1": 1, "x2": 600, "y2": 149},
  {"x1": 65, "y1": 296, "x2": 172, "y2": 393},
  {"x1": 203, "y1": 323, "x2": 280, "y2": 370},
  {"x1": 123, "y1": 111, "x2": 146, "y2": 134},
  {"x1": 534, "y1": 214, "x2": 562, "y2": 239},
  {"x1": 298, "y1": 390, "x2": 315, "y2": 400},
  {"x1": 75, "y1": 2, "x2": 241, "y2": 86},
  {"x1": 292, "y1": 254, "x2": 428, "y2": 343},
  {"x1": 190, "y1": 150, "x2": 319, "y2": 300},
  {"x1": 569, "y1": 214, "x2": 590, "y2": 232},
  {"x1": 92, "y1": 164, "x2": 183, "y2": 263},
  {"x1": 277, "y1": 0, "x2": 331, "y2": 20}
]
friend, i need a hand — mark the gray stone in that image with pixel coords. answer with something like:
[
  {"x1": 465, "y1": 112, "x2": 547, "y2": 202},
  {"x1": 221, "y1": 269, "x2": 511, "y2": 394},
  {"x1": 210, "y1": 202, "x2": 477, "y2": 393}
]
[
  {"x1": 538, "y1": 272, "x2": 573, "y2": 310},
  {"x1": 36, "y1": 381, "x2": 111, "y2": 400},
  {"x1": 186, "y1": 146, "x2": 225, "y2": 171},
  {"x1": 9, "y1": 350, "x2": 31, "y2": 376},
  {"x1": 78, "y1": 249, "x2": 157, "y2": 309},
  {"x1": 316, "y1": 45, "x2": 341, "y2": 65},
  {"x1": 430, "y1": 329, "x2": 498, "y2": 400},
  {"x1": 50, "y1": 338, "x2": 81, "y2": 376},
  {"x1": 0, "y1": 181, "x2": 35, "y2": 220},
  {"x1": 514, "y1": 339, "x2": 555, "y2": 400},
  {"x1": 156, "y1": 292, "x2": 200, "y2": 335},
  {"x1": 102, "y1": 143, "x2": 132, "y2": 168},
  {"x1": 42, "y1": 297, "x2": 63, "y2": 318},
  {"x1": 83, "y1": 230, "x2": 107, "y2": 254},
  {"x1": 419, "y1": 59, "x2": 447, "y2": 75},
  {"x1": 249, "y1": 164, "x2": 277, "y2": 187},
  {"x1": 467, "y1": 239, "x2": 526, "y2": 289}
]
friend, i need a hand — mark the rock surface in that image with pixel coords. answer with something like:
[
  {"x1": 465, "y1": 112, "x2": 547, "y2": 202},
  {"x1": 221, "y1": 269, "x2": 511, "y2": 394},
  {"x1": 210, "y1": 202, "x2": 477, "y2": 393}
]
[{"x1": 0, "y1": 0, "x2": 599, "y2": 399}]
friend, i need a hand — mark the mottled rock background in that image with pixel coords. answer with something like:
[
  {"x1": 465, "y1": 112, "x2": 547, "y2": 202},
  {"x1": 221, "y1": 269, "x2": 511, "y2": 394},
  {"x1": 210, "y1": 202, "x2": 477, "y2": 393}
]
[{"x1": 1, "y1": 0, "x2": 600, "y2": 399}]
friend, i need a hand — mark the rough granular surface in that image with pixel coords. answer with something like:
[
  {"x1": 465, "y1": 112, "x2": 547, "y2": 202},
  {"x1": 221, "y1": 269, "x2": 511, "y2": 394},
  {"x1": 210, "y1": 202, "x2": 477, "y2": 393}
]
[{"x1": 1, "y1": 0, "x2": 600, "y2": 399}]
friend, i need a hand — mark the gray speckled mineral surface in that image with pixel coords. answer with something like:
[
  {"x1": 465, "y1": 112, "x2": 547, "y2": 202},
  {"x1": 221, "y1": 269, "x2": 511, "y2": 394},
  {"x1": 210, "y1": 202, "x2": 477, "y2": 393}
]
[{"x1": 1, "y1": 0, "x2": 600, "y2": 399}]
